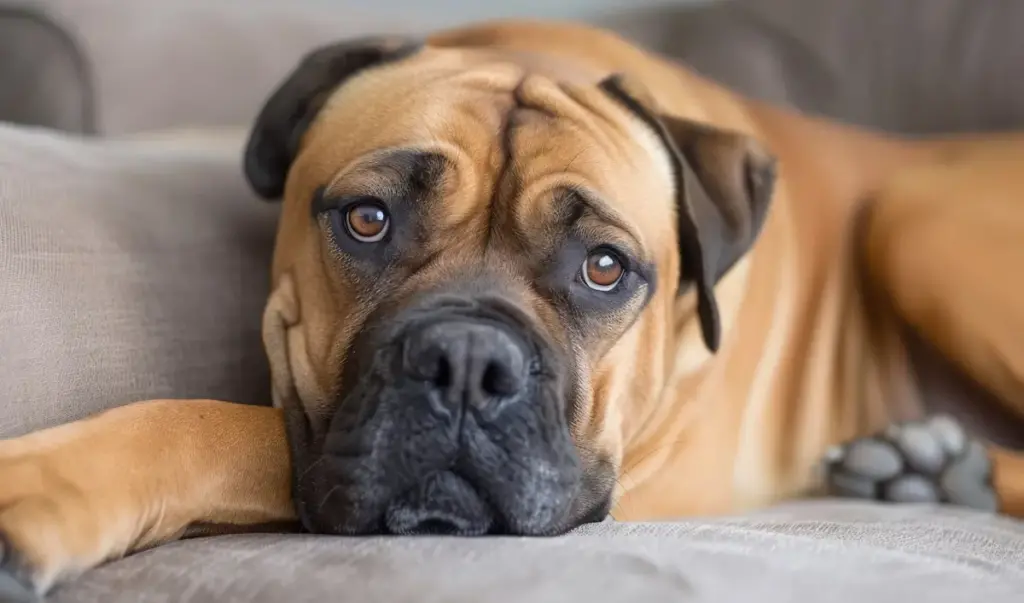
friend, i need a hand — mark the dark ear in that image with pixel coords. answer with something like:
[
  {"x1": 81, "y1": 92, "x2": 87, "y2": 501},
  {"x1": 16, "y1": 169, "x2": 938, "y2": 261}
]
[
  {"x1": 244, "y1": 37, "x2": 422, "y2": 200},
  {"x1": 598, "y1": 74, "x2": 777, "y2": 353}
]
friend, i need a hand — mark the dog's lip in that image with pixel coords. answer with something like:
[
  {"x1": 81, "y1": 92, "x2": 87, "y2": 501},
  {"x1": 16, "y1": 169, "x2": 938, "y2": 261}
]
[
  {"x1": 384, "y1": 470, "x2": 496, "y2": 535},
  {"x1": 296, "y1": 445, "x2": 586, "y2": 536}
]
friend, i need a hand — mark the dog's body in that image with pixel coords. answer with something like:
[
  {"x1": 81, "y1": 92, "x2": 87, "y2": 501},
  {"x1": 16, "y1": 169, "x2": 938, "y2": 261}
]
[{"x1": 3, "y1": 20, "x2": 1024, "y2": 596}]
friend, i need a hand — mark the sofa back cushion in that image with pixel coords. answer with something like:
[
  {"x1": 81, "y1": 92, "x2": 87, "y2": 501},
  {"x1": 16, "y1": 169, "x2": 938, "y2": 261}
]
[{"x1": 0, "y1": 125, "x2": 277, "y2": 437}]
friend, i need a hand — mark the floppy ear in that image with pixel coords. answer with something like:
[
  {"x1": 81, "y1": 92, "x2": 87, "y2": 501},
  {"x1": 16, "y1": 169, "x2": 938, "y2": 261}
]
[
  {"x1": 244, "y1": 37, "x2": 422, "y2": 200},
  {"x1": 598, "y1": 74, "x2": 777, "y2": 353}
]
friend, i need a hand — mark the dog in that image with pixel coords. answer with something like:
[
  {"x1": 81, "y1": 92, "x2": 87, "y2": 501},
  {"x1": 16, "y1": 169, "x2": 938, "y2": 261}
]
[{"x1": 2, "y1": 20, "x2": 1024, "y2": 597}]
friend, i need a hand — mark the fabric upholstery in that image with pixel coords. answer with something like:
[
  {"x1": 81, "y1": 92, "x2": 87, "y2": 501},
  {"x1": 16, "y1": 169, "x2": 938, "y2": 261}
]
[
  {"x1": 608, "y1": 0, "x2": 1024, "y2": 134},
  {"x1": 0, "y1": 6, "x2": 93, "y2": 133},
  {"x1": 4, "y1": 0, "x2": 1024, "y2": 135},
  {"x1": 50, "y1": 501, "x2": 1024, "y2": 602},
  {"x1": 0, "y1": 0, "x2": 415, "y2": 135},
  {"x1": 731, "y1": 0, "x2": 1024, "y2": 133},
  {"x1": 0, "y1": 124, "x2": 275, "y2": 438}
]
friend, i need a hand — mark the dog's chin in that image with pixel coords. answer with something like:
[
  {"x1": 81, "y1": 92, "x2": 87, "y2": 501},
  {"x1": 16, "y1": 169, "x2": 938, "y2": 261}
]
[
  {"x1": 294, "y1": 454, "x2": 592, "y2": 537},
  {"x1": 290, "y1": 435, "x2": 621, "y2": 537},
  {"x1": 287, "y1": 396, "x2": 617, "y2": 537},
  {"x1": 285, "y1": 381, "x2": 616, "y2": 536}
]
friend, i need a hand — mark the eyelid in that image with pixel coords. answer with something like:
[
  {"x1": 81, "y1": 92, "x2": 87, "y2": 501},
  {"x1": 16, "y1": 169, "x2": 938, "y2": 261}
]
[
  {"x1": 310, "y1": 187, "x2": 386, "y2": 217},
  {"x1": 594, "y1": 243, "x2": 655, "y2": 285},
  {"x1": 310, "y1": 186, "x2": 332, "y2": 217},
  {"x1": 592, "y1": 244, "x2": 631, "y2": 271},
  {"x1": 563, "y1": 187, "x2": 645, "y2": 253}
]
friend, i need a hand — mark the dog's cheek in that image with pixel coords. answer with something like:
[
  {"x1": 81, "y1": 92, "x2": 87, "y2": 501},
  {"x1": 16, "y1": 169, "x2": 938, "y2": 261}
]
[
  {"x1": 263, "y1": 274, "x2": 302, "y2": 412},
  {"x1": 263, "y1": 271, "x2": 342, "y2": 442},
  {"x1": 573, "y1": 447, "x2": 619, "y2": 524}
]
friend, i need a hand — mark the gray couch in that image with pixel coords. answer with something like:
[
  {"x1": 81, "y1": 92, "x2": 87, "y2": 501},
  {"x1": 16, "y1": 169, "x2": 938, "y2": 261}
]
[{"x1": 3, "y1": 1, "x2": 1024, "y2": 601}]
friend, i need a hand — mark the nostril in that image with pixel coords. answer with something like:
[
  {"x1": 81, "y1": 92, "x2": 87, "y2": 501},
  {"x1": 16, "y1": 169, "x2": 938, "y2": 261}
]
[
  {"x1": 403, "y1": 334, "x2": 454, "y2": 387},
  {"x1": 434, "y1": 354, "x2": 452, "y2": 389},
  {"x1": 481, "y1": 360, "x2": 520, "y2": 397},
  {"x1": 403, "y1": 321, "x2": 528, "y2": 404}
]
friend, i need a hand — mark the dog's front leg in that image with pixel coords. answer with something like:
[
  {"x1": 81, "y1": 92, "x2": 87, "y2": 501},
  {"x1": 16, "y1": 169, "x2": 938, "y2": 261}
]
[{"x1": 0, "y1": 399, "x2": 294, "y2": 598}]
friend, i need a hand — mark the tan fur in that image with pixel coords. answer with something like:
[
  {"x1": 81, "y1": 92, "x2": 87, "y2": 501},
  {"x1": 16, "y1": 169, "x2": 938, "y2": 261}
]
[
  {"x1": 0, "y1": 401, "x2": 292, "y2": 590},
  {"x1": 2, "y1": 19, "x2": 1024, "y2": 594}
]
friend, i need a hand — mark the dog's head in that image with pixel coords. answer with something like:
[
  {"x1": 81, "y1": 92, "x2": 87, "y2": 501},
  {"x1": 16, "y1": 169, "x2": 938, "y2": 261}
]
[{"x1": 245, "y1": 34, "x2": 775, "y2": 536}]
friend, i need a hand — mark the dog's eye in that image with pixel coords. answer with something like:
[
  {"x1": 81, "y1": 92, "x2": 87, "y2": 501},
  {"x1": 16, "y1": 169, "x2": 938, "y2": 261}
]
[
  {"x1": 346, "y1": 202, "x2": 390, "y2": 242},
  {"x1": 582, "y1": 248, "x2": 625, "y2": 291}
]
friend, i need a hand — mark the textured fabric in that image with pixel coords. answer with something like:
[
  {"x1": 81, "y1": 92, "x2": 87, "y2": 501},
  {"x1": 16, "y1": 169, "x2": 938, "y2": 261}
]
[
  {"x1": 2, "y1": 0, "x2": 412, "y2": 134},
  {"x1": 49, "y1": 501, "x2": 1024, "y2": 603},
  {"x1": 6, "y1": 0, "x2": 1024, "y2": 135},
  {"x1": 0, "y1": 6, "x2": 93, "y2": 133},
  {"x1": 731, "y1": 0, "x2": 1024, "y2": 134},
  {"x1": 609, "y1": 0, "x2": 1024, "y2": 134},
  {"x1": 6, "y1": 0, "x2": 691, "y2": 136},
  {"x1": 0, "y1": 124, "x2": 277, "y2": 437}
]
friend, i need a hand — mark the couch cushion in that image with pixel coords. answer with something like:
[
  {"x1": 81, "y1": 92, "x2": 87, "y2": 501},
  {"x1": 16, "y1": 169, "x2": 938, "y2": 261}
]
[
  {"x1": 49, "y1": 501, "x2": 1024, "y2": 603},
  {"x1": 609, "y1": 0, "x2": 1024, "y2": 134},
  {"x1": 0, "y1": 6, "x2": 93, "y2": 133},
  {"x1": 1, "y1": 0, "x2": 410, "y2": 135},
  {"x1": 10, "y1": 0, "x2": 1024, "y2": 136},
  {"x1": 0, "y1": 124, "x2": 277, "y2": 437}
]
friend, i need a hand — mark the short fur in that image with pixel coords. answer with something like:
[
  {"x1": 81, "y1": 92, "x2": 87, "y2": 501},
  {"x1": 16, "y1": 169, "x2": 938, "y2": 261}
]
[{"x1": 2, "y1": 20, "x2": 1024, "y2": 595}]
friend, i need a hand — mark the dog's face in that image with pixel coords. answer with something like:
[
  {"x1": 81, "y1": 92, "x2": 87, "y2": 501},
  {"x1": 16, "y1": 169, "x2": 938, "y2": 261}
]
[{"x1": 245, "y1": 36, "x2": 775, "y2": 536}]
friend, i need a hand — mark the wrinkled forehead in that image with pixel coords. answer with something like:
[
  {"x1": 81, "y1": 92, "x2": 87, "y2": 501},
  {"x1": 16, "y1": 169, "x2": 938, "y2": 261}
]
[{"x1": 289, "y1": 47, "x2": 677, "y2": 253}]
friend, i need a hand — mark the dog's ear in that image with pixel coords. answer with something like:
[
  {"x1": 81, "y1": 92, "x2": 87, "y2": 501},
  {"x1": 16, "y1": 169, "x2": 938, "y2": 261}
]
[
  {"x1": 244, "y1": 37, "x2": 422, "y2": 200},
  {"x1": 598, "y1": 74, "x2": 777, "y2": 353}
]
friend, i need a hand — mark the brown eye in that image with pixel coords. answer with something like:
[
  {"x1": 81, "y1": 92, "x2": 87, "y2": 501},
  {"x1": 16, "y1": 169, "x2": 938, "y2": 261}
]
[
  {"x1": 346, "y1": 202, "x2": 389, "y2": 242},
  {"x1": 582, "y1": 249, "x2": 625, "y2": 291}
]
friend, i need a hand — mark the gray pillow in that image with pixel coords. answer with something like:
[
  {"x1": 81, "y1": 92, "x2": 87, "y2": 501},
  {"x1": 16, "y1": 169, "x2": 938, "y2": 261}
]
[{"x1": 0, "y1": 124, "x2": 277, "y2": 437}]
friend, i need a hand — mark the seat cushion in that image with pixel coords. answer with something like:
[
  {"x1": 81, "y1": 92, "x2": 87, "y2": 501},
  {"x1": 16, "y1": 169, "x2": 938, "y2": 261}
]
[
  {"x1": 49, "y1": 501, "x2": 1024, "y2": 603},
  {"x1": 0, "y1": 124, "x2": 277, "y2": 437}
]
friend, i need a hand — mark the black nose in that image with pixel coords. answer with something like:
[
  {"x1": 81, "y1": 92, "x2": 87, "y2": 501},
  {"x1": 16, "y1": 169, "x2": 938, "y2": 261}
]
[{"x1": 403, "y1": 319, "x2": 529, "y2": 412}]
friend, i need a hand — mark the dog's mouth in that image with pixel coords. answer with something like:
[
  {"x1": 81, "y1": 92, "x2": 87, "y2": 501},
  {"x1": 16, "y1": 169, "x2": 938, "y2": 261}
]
[
  {"x1": 385, "y1": 471, "x2": 495, "y2": 535},
  {"x1": 293, "y1": 372, "x2": 585, "y2": 536},
  {"x1": 285, "y1": 297, "x2": 611, "y2": 537}
]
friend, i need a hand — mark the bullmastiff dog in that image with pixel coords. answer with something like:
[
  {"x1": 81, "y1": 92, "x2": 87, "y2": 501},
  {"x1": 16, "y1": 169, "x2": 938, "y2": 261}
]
[{"x1": 3, "y1": 20, "x2": 1024, "y2": 598}]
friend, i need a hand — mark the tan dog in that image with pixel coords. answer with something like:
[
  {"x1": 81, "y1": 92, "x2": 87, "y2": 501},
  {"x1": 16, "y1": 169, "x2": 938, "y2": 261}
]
[{"x1": 3, "y1": 20, "x2": 1024, "y2": 597}]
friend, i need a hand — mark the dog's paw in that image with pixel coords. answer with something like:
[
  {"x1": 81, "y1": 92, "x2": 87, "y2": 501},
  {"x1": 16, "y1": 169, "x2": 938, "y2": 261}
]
[
  {"x1": 0, "y1": 534, "x2": 39, "y2": 603},
  {"x1": 0, "y1": 449, "x2": 108, "y2": 600},
  {"x1": 821, "y1": 415, "x2": 997, "y2": 511}
]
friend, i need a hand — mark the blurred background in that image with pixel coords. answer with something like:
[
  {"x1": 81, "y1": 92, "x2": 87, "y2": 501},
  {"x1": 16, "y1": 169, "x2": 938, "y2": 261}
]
[{"x1": 2, "y1": 0, "x2": 1022, "y2": 139}]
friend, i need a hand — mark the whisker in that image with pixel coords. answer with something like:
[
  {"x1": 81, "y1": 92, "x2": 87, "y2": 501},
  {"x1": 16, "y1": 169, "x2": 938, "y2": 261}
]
[
  {"x1": 297, "y1": 455, "x2": 328, "y2": 483},
  {"x1": 316, "y1": 484, "x2": 343, "y2": 515},
  {"x1": 611, "y1": 476, "x2": 631, "y2": 519},
  {"x1": 620, "y1": 435, "x2": 693, "y2": 475}
]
